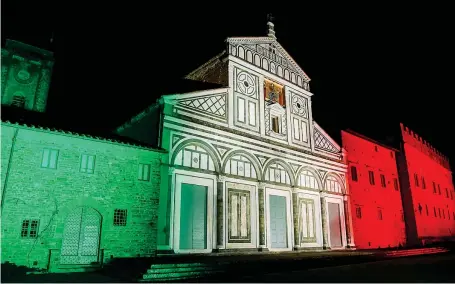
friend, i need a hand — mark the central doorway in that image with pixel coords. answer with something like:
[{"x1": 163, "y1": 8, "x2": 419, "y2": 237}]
[{"x1": 269, "y1": 195, "x2": 288, "y2": 248}]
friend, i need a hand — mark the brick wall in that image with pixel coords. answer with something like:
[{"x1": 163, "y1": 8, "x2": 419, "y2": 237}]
[
  {"x1": 342, "y1": 130, "x2": 406, "y2": 249},
  {"x1": 1, "y1": 123, "x2": 164, "y2": 271}
]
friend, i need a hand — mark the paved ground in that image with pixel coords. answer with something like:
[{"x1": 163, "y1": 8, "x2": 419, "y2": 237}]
[
  {"x1": 239, "y1": 253, "x2": 455, "y2": 283},
  {"x1": 3, "y1": 250, "x2": 454, "y2": 283}
]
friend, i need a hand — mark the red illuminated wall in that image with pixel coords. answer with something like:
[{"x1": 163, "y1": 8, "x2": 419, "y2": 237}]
[
  {"x1": 398, "y1": 123, "x2": 455, "y2": 245},
  {"x1": 342, "y1": 130, "x2": 406, "y2": 249}
]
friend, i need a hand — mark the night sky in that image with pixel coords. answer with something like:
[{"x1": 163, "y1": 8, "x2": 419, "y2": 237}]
[{"x1": 2, "y1": 2, "x2": 454, "y2": 165}]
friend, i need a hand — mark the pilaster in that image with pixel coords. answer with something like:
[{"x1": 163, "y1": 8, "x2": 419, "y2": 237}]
[
  {"x1": 258, "y1": 182, "x2": 266, "y2": 248},
  {"x1": 320, "y1": 195, "x2": 330, "y2": 249},
  {"x1": 217, "y1": 175, "x2": 225, "y2": 249}
]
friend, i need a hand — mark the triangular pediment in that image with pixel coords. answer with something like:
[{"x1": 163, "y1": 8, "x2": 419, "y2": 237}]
[
  {"x1": 313, "y1": 121, "x2": 341, "y2": 154},
  {"x1": 226, "y1": 37, "x2": 311, "y2": 86}
]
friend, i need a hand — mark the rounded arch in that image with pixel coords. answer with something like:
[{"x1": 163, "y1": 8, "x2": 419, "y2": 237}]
[
  {"x1": 291, "y1": 72, "x2": 296, "y2": 83},
  {"x1": 323, "y1": 172, "x2": 346, "y2": 194},
  {"x1": 222, "y1": 149, "x2": 262, "y2": 180},
  {"x1": 262, "y1": 58, "x2": 269, "y2": 70},
  {"x1": 58, "y1": 197, "x2": 104, "y2": 222},
  {"x1": 171, "y1": 139, "x2": 221, "y2": 173},
  {"x1": 277, "y1": 66, "x2": 283, "y2": 77},
  {"x1": 295, "y1": 166, "x2": 323, "y2": 190},
  {"x1": 238, "y1": 46, "x2": 245, "y2": 59},
  {"x1": 254, "y1": 54, "x2": 261, "y2": 67},
  {"x1": 284, "y1": 69, "x2": 290, "y2": 80},
  {"x1": 297, "y1": 76, "x2": 303, "y2": 87},
  {"x1": 262, "y1": 158, "x2": 295, "y2": 186},
  {"x1": 246, "y1": 50, "x2": 253, "y2": 63}
]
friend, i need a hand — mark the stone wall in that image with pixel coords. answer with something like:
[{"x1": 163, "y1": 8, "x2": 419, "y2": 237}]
[{"x1": 1, "y1": 123, "x2": 164, "y2": 271}]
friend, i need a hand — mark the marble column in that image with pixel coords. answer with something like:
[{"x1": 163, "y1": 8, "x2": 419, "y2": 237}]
[
  {"x1": 258, "y1": 182, "x2": 266, "y2": 248},
  {"x1": 320, "y1": 195, "x2": 329, "y2": 249},
  {"x1": 217, "y1": 175, "x2": 225, "y2": 249},
  {"x1": 292, "y1": 191, "x2": 300, "y2": 248}
]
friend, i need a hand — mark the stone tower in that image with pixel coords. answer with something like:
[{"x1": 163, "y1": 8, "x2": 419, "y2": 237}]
[{"x1": 1, "y1": 40, "x2": 54, "y2": 112}]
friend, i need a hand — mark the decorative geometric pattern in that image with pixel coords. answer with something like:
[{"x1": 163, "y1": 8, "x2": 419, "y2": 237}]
[
  {"x1": 291, "y1": 93, "x2": 308, "y2": 118},
  {"x1": 314, "y1": 128, "x2": 339, "y2": 153},
  {"x1": 171, "y1": 134, "x2": 185, "y2": 149},
  {"x1": 227, "y1": 38, "x2": 311, "y2": 90},
  {"x1": 265, "y1": 107, "x2": 271, "y2": 135},
  {"x1": 236, "y1": 71, "x2": 257, "y2": 97},
  {"x1": 254, "y1": 154, "x2": 269, "y2": 166},
  {"x1": 178, "y1": 93, "x2": 227, "y2": 119},
  {"x1": 290, "y1": 163, "x2": 300, "y2": 173},
  {"x1": 213, "y1": 144, "x2": 231, "y2": 159},
  {"x1": 299, "y1": 198, "x2": 317, "y2": 243}
]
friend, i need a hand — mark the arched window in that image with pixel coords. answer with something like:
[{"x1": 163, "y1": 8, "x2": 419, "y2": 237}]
[
  {"x1": 174, "y1": 144, "x2": 215, "y2": 171},
  {"x1": 265, "y1": 162, "x2": 291, "y2": 185},
  {"x1": 224, "y1": 154, "x2": 257, "y2": 179},
  {"x1": 299, "y1": 170, "x2": 319, "y2": 190},
  {"x1": 325, "y1": 176, "x2": 342, "y2": 193}
]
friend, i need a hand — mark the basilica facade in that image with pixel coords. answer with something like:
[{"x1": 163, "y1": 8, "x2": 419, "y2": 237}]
[{"x1": 118, "y1": 22, "x2": 356, "y2": 253}]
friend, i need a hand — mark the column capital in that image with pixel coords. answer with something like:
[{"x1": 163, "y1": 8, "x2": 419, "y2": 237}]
[
  {"x1": 168, "y1": 167, "x2": 175, "y2": 176},
  {"x1": 258, "y1": 182, "x2": 266, "y2": 189},
  {"x1": 217, "y1": 175, "x2": 226, "y2": 183}
]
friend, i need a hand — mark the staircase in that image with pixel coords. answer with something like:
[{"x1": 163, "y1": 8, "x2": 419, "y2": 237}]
[
  {"x1": 384, "y1": 247, "x2": 449, "y2": 258},
  {"x1": 140, "y1": 262, "x2": 229, "y2": 282}
]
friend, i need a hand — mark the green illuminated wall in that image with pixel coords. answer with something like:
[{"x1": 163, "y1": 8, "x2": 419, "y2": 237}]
[
  {"x1": 1, "y1": 40, "x2": 54, "y2": 112},
  {"x1": 1, "y1": 122, "x2": 164, "y2": 271}
]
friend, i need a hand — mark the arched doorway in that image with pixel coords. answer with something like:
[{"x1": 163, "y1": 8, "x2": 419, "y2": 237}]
[{"x1": 60, "y1": 207, "x2": 102, "y2": 265}]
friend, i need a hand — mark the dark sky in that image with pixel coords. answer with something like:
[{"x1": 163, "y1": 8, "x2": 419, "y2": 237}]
[{"x1": 2, "y1": 2, "x2": 454, "y2": 164}]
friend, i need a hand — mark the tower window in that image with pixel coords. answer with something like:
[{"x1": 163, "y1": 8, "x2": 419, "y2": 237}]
[
  {"x1": 421, "y1": 177, "x2": 426, "y2": 189},
  {"x1": 356, "y1": 207, "x2": 362, "y2": 219},
  {"x1": 426, "y1": 204, "x2": 429, "y2": 216},
  {"x1": 446, "y1": 188, "x2": 449, "y2": 198},
  {"x1": 368, "y1": 171, "x2": 375, "y2": 185},
  {"x1": 12, "y1": 95, "x2": 26, "y2": 108},
  {"x1": 433, "y1": 182, "x2": 437, "y2": 193},
  {"x1": 393, "y1": 178, "x2": 399, "y2": 191},
  {"x1": 351, "y1": 166, "x2": 358, "y2": 182},
  {"x1": 375, "y1": 146, "x2": 378, "y2": 152},
  {"x1": 377, "y1": 209, "x2": 383, "y2": 220},
  {"x1": 380, "y1": 174, "x2": 386, "y2": 188},
  {"x1": 438, "y1": 184, "x2": 441, "y2": 195}
]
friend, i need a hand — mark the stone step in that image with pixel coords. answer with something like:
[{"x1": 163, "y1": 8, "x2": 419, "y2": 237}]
[
  {"x1": 147, "y1": 266, "x2": 212, "y2": 274},
  {"x1": 150, "y1": 262, "x2": 209, "y2": 269},
  {"x1": 385, "y1": 248, "x2": 448, "y2": 257},
  {"x1": 142, "y1": 269, "x2": 222, "y2": 280}
]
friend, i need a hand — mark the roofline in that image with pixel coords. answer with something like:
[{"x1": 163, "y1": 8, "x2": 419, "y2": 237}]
[
  {"x1": 4, "y1": 39, "x2": 54, "y2": 59},
  {"x1": 342, "y1": 129, "x2": 399, "y2": 152},
  {"x1": 2, "y1": 120, "x2": 165, "y2": 152}
]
